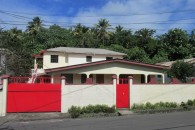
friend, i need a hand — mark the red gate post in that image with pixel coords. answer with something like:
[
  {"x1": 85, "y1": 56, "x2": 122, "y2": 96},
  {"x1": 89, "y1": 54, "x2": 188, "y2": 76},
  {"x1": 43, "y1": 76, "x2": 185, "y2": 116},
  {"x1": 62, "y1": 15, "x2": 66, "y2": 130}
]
[
  {"x1": 0, "y1": 75, "x2": 9, "y2": 116},
  {"x1": 128, "y1": 76, "x2": 133, "y2": 109}
]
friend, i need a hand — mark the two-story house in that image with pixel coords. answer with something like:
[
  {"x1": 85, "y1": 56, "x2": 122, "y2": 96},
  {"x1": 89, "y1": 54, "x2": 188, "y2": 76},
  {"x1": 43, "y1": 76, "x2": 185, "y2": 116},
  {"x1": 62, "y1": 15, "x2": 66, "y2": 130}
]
[{"x1": 33, "y1": 47, "x2": 168, "y2": 84}]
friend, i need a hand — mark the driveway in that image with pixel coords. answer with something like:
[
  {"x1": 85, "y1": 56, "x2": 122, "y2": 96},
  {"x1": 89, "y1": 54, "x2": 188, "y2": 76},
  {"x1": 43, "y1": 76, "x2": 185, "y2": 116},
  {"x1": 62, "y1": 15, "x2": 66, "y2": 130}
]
[{"x1": 1, "y1": 111, "x2": 195, "y2": 130}]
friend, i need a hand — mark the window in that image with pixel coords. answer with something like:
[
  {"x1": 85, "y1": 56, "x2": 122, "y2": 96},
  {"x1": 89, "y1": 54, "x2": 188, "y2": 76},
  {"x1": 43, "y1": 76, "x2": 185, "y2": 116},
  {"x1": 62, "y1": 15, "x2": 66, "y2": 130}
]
[
  {"x1": 86, "y1": 56, "x2": 92, "y2": 62},
  {"x1": 51, "y1": 55, "x2": 58, "y2": 63},
  {"x1": 106, "y1": 57, "x2": 113, "y2": 60},
  {"x1": 81, "y1": 74, "x2": 87, "y2": 83}
]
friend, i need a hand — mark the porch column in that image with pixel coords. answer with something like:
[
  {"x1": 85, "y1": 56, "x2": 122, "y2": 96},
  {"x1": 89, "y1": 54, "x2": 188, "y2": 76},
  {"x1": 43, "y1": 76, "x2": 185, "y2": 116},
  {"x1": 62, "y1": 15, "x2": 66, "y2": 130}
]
[
  {"x1": 116, "y1": 74, "x2": 120, "y2": 84},
  {"x1": 145, "y1": 74, "x2": 148, "y2": 83},
  {"x1": 0, "y1": 75, "x2": 9, "y2": 117},
  {"x1": 93, "y1": 74, "x2": 96, "y2": 84},
  {"x1": 86, "y1": 73, "x2": 90, "y2": 78},
  {"x1": 162, "y1": 74, "x2": 165, "y2": 84},
  {"x1": 51, "y1": 74, "x2": 54, "y2": 84}
]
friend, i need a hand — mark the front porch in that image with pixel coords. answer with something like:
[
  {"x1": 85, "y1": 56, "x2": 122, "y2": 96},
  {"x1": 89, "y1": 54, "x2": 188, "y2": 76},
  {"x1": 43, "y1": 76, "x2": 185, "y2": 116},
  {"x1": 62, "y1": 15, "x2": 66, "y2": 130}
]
[
  {"x1": 44, "y1": 59, "x2": 167, "y2": 84},
  {"x1": 48, "y1": 73, "x2": 165, "y2": 84}
]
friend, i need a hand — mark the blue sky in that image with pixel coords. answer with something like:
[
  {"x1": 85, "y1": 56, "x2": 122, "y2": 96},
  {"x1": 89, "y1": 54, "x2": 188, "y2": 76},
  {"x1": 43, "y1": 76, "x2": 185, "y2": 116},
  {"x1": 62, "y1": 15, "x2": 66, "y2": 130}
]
[{"x1": 0, "y1": 0, "x2": 195, "y2": 34}]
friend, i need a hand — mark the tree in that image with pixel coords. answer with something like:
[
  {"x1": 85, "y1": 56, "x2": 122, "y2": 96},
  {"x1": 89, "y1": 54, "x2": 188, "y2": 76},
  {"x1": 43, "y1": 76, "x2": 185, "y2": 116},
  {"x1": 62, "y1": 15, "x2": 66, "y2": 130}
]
[
  {"x1": 161, "y1": 28, "x2": 192, "y2": 60},
  {"x1": 95, "y1": 19, "x2": 111, "y2": 46},
  {"x1": 111, "y1": 25, "x2": 134, "y2": 49},
  {"x1": 134, "y1": 28, "x2": 156, "y2": 47},
  {"x1": 72, "y1": 24, "x2": 90, "y2": 47},
  {"x1": 27, "y1": 17, "x2": 42, "y2": 37},
  {"x1": 167, "y1": 61, "x2": 195, "y2": 82},
  {"x1": 0, "y1": 28, "x2": 33, "y2": 76},
  {"x1": 127, "y1": 47, "x2": 151, "y2": 63}
]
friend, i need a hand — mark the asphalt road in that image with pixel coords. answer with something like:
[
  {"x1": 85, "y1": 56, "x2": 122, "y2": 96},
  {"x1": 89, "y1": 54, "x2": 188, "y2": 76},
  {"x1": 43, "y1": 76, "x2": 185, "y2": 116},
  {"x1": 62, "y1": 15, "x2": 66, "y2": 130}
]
[{"x1": 1, "y1": 111, "x2": 195, "y2": 130}]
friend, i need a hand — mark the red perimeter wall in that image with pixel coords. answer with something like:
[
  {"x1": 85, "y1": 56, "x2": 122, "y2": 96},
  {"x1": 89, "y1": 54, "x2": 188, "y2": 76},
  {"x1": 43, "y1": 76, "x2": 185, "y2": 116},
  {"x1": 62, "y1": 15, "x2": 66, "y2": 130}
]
[{"x1": 7, "y1": 83, "x2": 61, "y2": 113}]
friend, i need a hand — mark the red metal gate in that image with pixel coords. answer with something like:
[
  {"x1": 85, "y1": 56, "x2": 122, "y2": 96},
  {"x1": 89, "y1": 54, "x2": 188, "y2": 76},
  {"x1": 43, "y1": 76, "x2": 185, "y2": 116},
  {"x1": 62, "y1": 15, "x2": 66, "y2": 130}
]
[
  {"x1": 116, "y1": 78, "x2": 129, "y2": 108},
  {"x1": 7, "y1": 77, "x2": 61, "y2": 113}
]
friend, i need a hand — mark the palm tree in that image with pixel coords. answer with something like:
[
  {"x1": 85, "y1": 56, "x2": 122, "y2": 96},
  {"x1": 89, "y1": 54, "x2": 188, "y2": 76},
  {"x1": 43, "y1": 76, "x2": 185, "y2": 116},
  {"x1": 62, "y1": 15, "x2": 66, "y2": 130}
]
[
  {"x1": 95, "y1": 19, "x2": 111, "y2": 46},
  {"x1": 134, "y1": 28, "x2": 156, "y2": 46},
  {"x1": 72, "y1": 23, "x2": 90, "y2": 47},
  {"x1": 115, "y1": 25, "x2": 123, "y2": 33},
  {"x1": 27, "y1": 17, "x2": 42, "y2": 38}
]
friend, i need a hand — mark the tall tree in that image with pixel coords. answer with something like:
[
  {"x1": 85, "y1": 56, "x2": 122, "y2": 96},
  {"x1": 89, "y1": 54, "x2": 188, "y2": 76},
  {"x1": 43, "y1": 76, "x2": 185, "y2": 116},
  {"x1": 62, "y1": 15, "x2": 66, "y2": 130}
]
[
  {"x1": 111, "y1": 25, "x2": 134, "y2": 48},
  {"x1": 27, "y1": 17, "x2": 42, "y2": 37},
  {"x1": 134, "y1": 28, "x2": 156, "y2": 47},
  {"x1": 161, "y1": 28, "x2": 192, "y2": 60},
  {"x1": 72, "y1": 23, "x2": 90, "y2": 47},
  {"x1": 95, "y1": 19, "x2": 111, "y2": 46}
]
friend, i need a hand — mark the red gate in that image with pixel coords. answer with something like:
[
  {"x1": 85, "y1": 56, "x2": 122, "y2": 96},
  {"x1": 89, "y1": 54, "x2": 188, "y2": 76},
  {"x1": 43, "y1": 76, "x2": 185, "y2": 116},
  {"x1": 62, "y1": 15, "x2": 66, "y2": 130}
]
[
  {"x1": 116, "y1": 78, "x2": 129, "y2": 108},
  {"x1": 7, "y1": 77, "x2": 61, "y2": 113}
]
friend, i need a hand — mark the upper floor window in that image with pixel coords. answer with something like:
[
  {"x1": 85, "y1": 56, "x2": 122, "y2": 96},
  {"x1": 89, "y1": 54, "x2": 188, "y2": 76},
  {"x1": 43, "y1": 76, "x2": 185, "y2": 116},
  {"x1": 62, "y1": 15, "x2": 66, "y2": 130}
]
[
  {"x1": 51, "y1": 55, "x2": 58, "y2": 63},
  {"x1": 86, "y1": 56, "x2": 92, "y2": 62},
  {"x1": 106, "y1": 57, "x2": 113, "y2": 60}
]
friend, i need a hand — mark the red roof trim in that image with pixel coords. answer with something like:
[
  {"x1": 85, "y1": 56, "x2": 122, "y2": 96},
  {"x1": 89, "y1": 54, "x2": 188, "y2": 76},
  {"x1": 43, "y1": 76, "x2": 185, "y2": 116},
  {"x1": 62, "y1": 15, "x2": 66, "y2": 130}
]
[
  {"x1": 45, "y1": 59, "x2": 168, "y2": 73},
  {"x1": 32, "y1": 50, "x2": 46, "y2": 58}
]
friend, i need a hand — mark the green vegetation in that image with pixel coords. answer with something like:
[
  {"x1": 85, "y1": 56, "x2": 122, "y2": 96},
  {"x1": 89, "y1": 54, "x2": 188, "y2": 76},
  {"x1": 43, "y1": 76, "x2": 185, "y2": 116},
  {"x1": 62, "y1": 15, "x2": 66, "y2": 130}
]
[
  {"x1": 0, "y1": 17, "x2": 195, "y2": 76},
  {"x1": 68, "y1": 105, "x2": 116, "y2": 118},
  {"x1": 132, "y1": 99, "x2": 195, "y2": 111},
  {"x1": 167, "y1": 61, "x2": 195, "y2": 82}
]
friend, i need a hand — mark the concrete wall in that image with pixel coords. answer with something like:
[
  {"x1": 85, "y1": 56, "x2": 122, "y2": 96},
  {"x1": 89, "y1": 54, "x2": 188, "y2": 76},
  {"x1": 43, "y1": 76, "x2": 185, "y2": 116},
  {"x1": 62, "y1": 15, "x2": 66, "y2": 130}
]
[
  {"x1": 43, "y1": 52, "x2": 122, "y2": 69},
  {"x1": 0, "y1": 77, "x2": 8, "y2": 116},
  {"x1": 130, "y1": 83, "x2": 195, "y2": 107},
  {"x1": 61, "y1": 83, "x2": 116, "y2": 113}
]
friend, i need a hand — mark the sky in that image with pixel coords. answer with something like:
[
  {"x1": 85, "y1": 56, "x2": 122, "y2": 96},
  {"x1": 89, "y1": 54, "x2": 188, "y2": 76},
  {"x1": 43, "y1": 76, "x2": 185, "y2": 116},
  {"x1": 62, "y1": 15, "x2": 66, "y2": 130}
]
[{"x1": 0, "y1": 0, "x2": 195, "y2": 34}]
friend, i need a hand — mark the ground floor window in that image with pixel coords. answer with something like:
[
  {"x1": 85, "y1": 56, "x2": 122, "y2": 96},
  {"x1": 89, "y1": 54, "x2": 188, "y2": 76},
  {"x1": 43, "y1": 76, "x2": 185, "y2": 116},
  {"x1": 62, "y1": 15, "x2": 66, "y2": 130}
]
[{"x1": 81, "y1": 74, "x2": 87, "y2": 83}]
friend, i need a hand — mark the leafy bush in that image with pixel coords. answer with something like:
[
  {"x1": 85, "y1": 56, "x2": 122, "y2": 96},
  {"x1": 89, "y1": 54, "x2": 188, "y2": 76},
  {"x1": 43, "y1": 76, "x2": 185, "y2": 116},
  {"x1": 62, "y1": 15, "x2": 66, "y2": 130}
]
[
  {"x1": 132, "y1": 102, "x2": 179, "y2": 110},
  {"x1": 167, "y1": 61, "x2": 195, "y2": 83},
  {"x1": 132, "y1": 100, "x2": 195, "y2": 111},
  {"x1": 68, "y1": 106, "x2": 81, "y2": 118},
  {"x1": 68, "y1": 105, "x2": 116, "y2": 118},
  {"x1": 187, "y1": 100, "x2": 193, "y2": 106}
]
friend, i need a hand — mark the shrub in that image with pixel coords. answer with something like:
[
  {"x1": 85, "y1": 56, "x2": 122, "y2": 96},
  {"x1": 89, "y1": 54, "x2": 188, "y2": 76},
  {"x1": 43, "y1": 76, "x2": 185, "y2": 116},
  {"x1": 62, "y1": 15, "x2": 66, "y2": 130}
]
[
  {"x1": 68, "y1": 105, "x2": 116, "y2": 118},
  {"x1": 193, "y1": 99, "x2": 195, "y2": 106},
  {"x1": 68, "y1": 106, "x2": 81, "y2": 118},
  {"x1": 132, "y1": 102, "x2": 179, "y2": 110},
  {"x1": 187, "y1": 100, "x2": 193, "y2": 106}
]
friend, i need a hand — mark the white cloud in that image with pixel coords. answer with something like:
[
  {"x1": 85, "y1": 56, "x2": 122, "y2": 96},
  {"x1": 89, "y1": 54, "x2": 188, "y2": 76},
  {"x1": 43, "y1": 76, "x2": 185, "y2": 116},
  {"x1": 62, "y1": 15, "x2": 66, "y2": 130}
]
[
  {"x1": 0, "y1": 0, "x2": 195, "y2": 34},
  {"x1": 70, "y1": 0, "x2": 195, "y2": 34}
]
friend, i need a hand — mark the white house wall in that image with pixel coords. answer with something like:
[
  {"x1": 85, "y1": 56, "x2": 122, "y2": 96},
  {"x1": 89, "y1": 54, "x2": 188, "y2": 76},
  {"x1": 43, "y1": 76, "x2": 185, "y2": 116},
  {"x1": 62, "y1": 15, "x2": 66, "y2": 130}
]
[
  {"x1": 43, "y1": 52, "x2": 123, "y2": 69},
  {"x1": 61, "y1": 84, "x2": 116, "y2": 113},
  {"x1": 43, "y1": 52, "x2": 69, "y2": 69},
  {"x1": 130, "y1": 84, "x2": 195, "y2": 107}
]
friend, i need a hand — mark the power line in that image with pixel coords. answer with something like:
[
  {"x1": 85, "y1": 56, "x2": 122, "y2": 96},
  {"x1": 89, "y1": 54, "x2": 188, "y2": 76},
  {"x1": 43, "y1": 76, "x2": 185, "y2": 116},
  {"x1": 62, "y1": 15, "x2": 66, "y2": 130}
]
[{"x1": 0, "y1": 9, "x2": 195, "y2": 17}]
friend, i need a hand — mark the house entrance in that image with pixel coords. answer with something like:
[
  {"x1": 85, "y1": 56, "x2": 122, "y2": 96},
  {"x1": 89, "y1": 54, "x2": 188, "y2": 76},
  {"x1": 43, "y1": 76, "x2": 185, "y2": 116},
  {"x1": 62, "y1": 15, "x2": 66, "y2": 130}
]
[{"x1": 116, "y1": 78, "x2": 129, "y2": 108}]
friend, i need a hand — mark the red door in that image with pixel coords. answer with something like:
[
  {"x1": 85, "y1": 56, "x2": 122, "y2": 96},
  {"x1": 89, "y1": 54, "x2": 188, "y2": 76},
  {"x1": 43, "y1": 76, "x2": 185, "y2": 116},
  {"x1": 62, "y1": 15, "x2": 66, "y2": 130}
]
[{"x1": 116, "y1": 79, "x2": 129, "y2": 108}]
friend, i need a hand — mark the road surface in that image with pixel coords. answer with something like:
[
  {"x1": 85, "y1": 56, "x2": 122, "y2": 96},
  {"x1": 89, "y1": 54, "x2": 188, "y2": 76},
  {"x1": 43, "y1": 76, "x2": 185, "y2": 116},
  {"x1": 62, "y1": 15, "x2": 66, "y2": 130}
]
[{"x1": 1, "y1": 111, "x2": 195, "y2": 130}]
